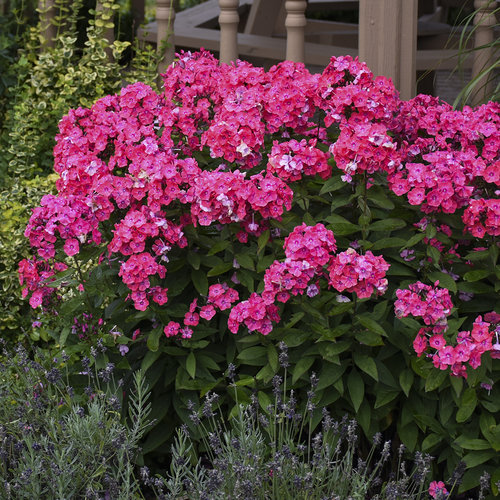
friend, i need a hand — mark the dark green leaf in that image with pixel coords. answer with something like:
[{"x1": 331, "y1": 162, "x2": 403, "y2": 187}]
[
  {"x1": 399, "y1": 370, "x2": 414, "y2": 397},
  {"x1": 292, "y1": 356, "x2": 315, "y2": 384},
  {"x1": 456, "y1": 388, "x2": 477, "y2": 423},
  {"x1": 186, "y1": 352, "x2": 196, "y2": 379},
  {"x1": 235, "y1": 253, "x2": 255, "y2": 271},
  {"x1": 463, "y1": 269, "x2": 490, "y2": 282},
  {"x1": 347, "y1": 369, "x2": 364, "y2": 413},
  {"x1": 369, "y1": 218, "x2": 406, "y2": 232},
  {"x1": 191, "y1": 269, "x2": 208, "y2": 296},
  {"x1": 207, "y1": 262, "x2": 234, "y2": 277},
  {"x1": 353, "y1": 352, "x2": 378, "y2": 381}
]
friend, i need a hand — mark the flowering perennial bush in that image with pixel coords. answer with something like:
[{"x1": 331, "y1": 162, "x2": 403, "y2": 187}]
[{"x1": 17, "y1": 50, "x2": 500, "y2": 493}]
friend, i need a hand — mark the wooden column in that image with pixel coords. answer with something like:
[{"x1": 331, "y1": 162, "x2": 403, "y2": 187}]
[
  {"x1": 219, "y1": 0, "x2": 239, "y2": 63},
  {"x1": 38, "y1": 0, "x2": 56, "y2": 49},
  {"x1": 285, "y1": 0, "x2": 307, "y2": 63},
  {"x1": 359, "y1": 0, "x2": 418, "y2": 100},
  {"x1": 157, "y1": 0, "x2": 176, "y2": 73},
  {"x1": 131, "y1": 0, "x2": 145, "y2": 34},
  {"x1": 471, "y1": 0, "x2": 497, "y2": 105}
]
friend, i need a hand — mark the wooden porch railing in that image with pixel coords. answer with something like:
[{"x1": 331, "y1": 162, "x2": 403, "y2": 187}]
[{"x1": 37, "y1": 0, "x2": 499, "y2": 102}]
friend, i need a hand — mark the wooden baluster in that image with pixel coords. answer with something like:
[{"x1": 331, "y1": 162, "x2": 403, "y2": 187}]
[
  {"x1": 38, "y1": 0, "x2": 56, "y2": 50},
  {"x1": 285, "y1": 0, "x2": 307, "y2": 63},
  {"x1": 219, "y1": 0, "x2": 239, "y2": 64},
  {"x1": 157, "y1": 0, "x2": 176, "y2": 73},
  {"x1": 471, "y1": 0, "x2": 497, "y2": 105}
]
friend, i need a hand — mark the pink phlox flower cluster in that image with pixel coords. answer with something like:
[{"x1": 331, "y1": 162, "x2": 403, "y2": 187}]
[
  {"x1": 327, "y1": 248, "x2": 390, "y2": 299},
  {"x1": 230, "y1": 223, "x2": 336, "y2": 335},
  {"x1": 25, "y1": 194, "x2": 102, "y2": 260},
  {"x1": 414, "y1": 314, "x2": 499, "y2": 378},
  {"x1": 267, "y1": 138, "x2": 331, "y2": 181},
  {"x1": 394, "y1": 281, "x2": 453, "y2": 332},
  {"x1": 263, "y1": 61, "x2": 319, "y2": 134},
  {"x1": 228, "y1": 293, "x2": 280, "y2": 336},
  {"x1": 332, "y1": 117, "x2": 400, "y2": 180},
  {"x1": 189, "y1": 169, "x2": 293, "y2": 226},
  {"x1": 118, "y1": 252, "x2": 167, "y2": 311},
  {"x1": 462, "y1": 198, "x2": 500, "y2": 238},
  {"x1": 18, "y1": 258, "x2": 67, "y2": 309},
  {"x1": 387, "y1": 150, "x2": 483, "y2": 213},
  {"x1": 284, "y1": 223, "x2": 337, "y2": 269}
]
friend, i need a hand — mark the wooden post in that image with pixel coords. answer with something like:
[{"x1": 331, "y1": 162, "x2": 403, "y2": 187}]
[
  {"x1": 38, "y1": 0, "x2": 56, "y2": 49},
  {"x1": 471, "y1": 0, "x2": 497, "y2": 105},
  {"x1": 131, "y1": 0, "x2": 145, "y2": 34},
  {"x1": 285, "y1": 0, "x2": 307, "y2": 63},
  {"x1": 157, "y1": 0, "x2": 176, "y2": 73},
  {"x1": 359, "y1": 0, "x2": 418, "y2": 100},
  {"x1": 218, "y1": 0, "x2": 239, "y2": 63}
]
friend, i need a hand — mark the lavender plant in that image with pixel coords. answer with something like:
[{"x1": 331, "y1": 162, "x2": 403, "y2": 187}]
[
  {"x1": 0, "y1": 340, "x2": 152, "y2": 499},
  {"x1": 143, "y1": 343, "x2": 470, "y2": 500}
]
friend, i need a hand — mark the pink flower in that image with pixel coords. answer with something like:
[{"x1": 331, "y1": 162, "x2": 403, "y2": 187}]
[{"x1": 429, "y1": 480, "x2": 448, "y2": 498}]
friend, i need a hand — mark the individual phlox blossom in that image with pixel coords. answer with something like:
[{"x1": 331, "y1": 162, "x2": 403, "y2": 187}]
[
  {"x1": 262, "y1": 259, "x2": 316, "y2": 305},
  {"x1": 18, "y1": 258, "x2": 65, "y2": 309},
  {"x1": 332, "y1": 118, "x2": 400, "y2": 179},
  {"x1": 413, "y1": 328, "x2": 429, "y2": 357},
  {"x1": 327, "y1": 248, "x2": 389, "y2": 299},
  {"x1": 267, "y1": 138, "x2": 331, "y2": 182},
  {"x1": 228, "y1": 293, "x2": 280, "y2": 335},
  {"x1": 462, "y1": 198, "x2": 500, "y2": 238},
  {"x1": 394, "y1": 281, "x2": 453, "y2": 331},
  {"x1": 284, "y1": 223, "x2": 337, "y2": 269},
  {"x1": 428, "y1": 481, "x2": 448, "y2": 499},
  {"x1": 150, "y1": 286, "x2": 168, "y2": 306},
  {"x1": 119, "y1": 252, "x2": 166, "y2": 311},
  {"x1": 164, "y1": 321, "x2": 181, "y2": 338}
]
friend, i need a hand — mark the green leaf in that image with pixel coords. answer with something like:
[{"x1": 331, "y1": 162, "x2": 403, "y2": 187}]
[
  {"x1": 323, "y1": 341, "x2": 351, "y2": 357},
  {"x1": 374, "y1": 389, "x2": 399, "y2": 409},
  {"x1": 141, "y1": 350, "x2": 161, "y2": 372},
  {"x1": 59, "y1": 326, "x2": 70, "y2": 347},
  {"x1": 237, "y1": 269, "x2": 254, "y2": 292},
  {"x1": 257, "y1": 230, "x2": 270, "y2": 254},
  {"x1": 347, "y1": 369, "x2": 364, "y2": 413},
  {"x1": 258, "y1": 391, "x2": 273, "y2": 413},
  {"x1": 428, "y1": 271, "x2": 457, "y2": 293},
  {"x1": 235, "y1": 253, "x2": 255, "y2": 271},
  {"x1": 425, "y1": 369, "x2": 447, "y2": 392},
  {"x1": 237, "y1": 346, "x2": 267, "y2": 365},
  {"x1": 191, "y1": 269, "x2": 208, "y2": 296},
  {"x1": 207, "y1": 262, "x2": 233, "y2": 277},
  {"x1": 462, "y1": 450, "x2": 498, "y2": 468},
  {"x1": 147, "y1": 328, "x2": 162, "y2": 352},
  {"x1": 267, "y1": 344, "x2": 278, "y2": 372},
  {"x1": 285, "y1": 312, "x2": 305, "y2": 329},
  {"x1": 454, "y1": 437, "x2": 491, "y2": 450},
  {"x1": 207, "y1": 240, "x2": 230, "y2": 255},
  {"x1": 366, "y1": 186, "x2": 395, "y2": 209},
  {"x1": 353, "y1": 352, "x2": 378, "y2": 381},
  {"x1": 326, "y1": 221, "x2": 360, "y2": 236},
  {"x1": 456, "y1": 388, "x2": 477, "y2": 423},
  {"x1": 356, "y1": 315, "x2": 387, "y2": 337},
  {"x1": 463, "y1": 269, "x2": 490, "y2": 282},
  {"x1": 186, "y1": 352, "x2": 196, "y2": 379},
  {"x1": 369, "y1": 218, "x2": 406, "y2": 232},
  {"x1": 401, "y1": 232, "x2": 426, "y2": 249},
  {"x1": 187, "y1": 251, "x2": 201, "y2": 270},
  {"x1": 371, "y1": 237, "x2": 407, "y2": 251},
  {"x1": 421, "y1": 433, "x2": 442, "y2": 452},
  {"x1": 399, "y1": 370, "x2": 414, "y2": 397},
  {"x1": 317, "y1": 363, "x2": 346, "y2": 391},
  {"x1": 292, "y1": 356, "x2": 315, "y2": 384},
  {"x1": 398, "y1": 423, "x2": 418, "y2": 451},
  {"x1": 354, "y1": 330, "x2": 384, "y2": 346},
  {"x1": 319, "y1": 175, "x2": 344, "y2": 194}
]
